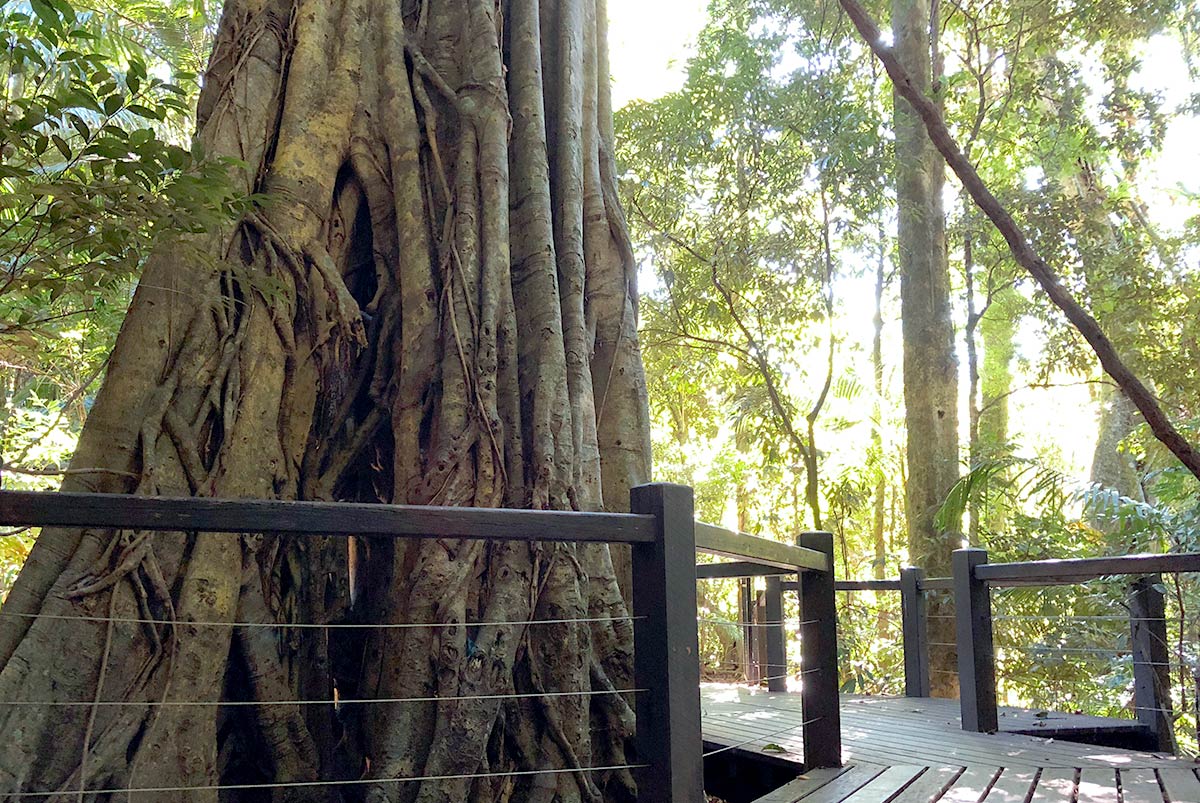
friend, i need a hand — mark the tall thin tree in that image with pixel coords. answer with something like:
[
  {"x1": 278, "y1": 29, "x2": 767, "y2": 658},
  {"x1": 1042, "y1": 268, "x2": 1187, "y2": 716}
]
[{"x1": 892, "y1": 0, "x2": 961, "y2": 696}]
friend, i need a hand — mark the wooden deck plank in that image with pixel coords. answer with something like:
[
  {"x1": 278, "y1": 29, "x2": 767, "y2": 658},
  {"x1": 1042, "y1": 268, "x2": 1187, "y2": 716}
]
[
  {"x1": 1029, "y1": 768, "x2": 1076, "y2": 802},
  {"x1": 1158, "y1": 768, "x2": 1200, "y2": 802},
  {"x1": 938, "y1": 766, "x2": 1000, "y2": 802},
  {"x1": 751, "y1": 767, "x2": 854, "y2": 803},
  {"x1": 1076, "y1": 769, "x2": 1119, "y2": 803},
  {"x1": 837, "y1": 766, "x2": 928, "y2": 803},
  {"x1": 701, "y1": 686, "x2": 1186, "y2": 771},
  {"x1": 1119, "y1": 769, "x2": 1167, "y2": 803},
  {"x1": 889, "y1": 767, "x2": 963, "y2": 803},
  {"x1": 981, "y1": 768, "x2": 1036, "y2": 802},
  {"x1": 838, "y1": 707, "x2": 1146, "y2": 766},
  {"x1": 841, "y1": 707, "x2": 1096, "y2": 766},
  {"x1": 840, "y1": 723, "x2": 1075, "y2": 766},
  {"x1": 788, "y1": 764, "x2": 888, "y2": 802},
  {"x1": 837, "y1": 698, "x2": 1160, "y2": 765},
  {"x1": 841, "y1": 695, "x2": 1145, "y2": 736}
]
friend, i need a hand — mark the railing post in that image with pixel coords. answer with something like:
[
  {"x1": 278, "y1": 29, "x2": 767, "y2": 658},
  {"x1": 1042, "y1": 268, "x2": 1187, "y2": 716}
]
[
  {"x1": 1129, "y1": 574, "x2": 1175, "y2": 753},
  {"x1": 953, "y1": 548, "x2": 997, "y2": 733},
  {"x1": 798, "y1": 531, "x2": 842, "y2": 769},
  {"x1": 764, "y1": 575, "x2": 787, "y2": 692},
  {"x1": 738, "y1": 577, "x2": 753, "y2": 680},
  {"x1": 900, "y1": 566, "x2": 930, "y2": 698},
  {"x1": 630, "y1": 483, "x2": 704, "y2": 803}
]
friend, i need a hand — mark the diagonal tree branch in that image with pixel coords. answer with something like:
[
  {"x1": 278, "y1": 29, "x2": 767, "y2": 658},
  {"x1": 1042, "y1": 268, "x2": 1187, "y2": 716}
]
[{"x1": 838, "y1": 0, "x2": 1200, "y2": 483}]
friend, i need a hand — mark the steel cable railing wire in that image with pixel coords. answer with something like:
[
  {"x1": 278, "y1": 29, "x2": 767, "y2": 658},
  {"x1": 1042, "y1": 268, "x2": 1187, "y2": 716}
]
[
  {"x1": 0, "y1": 687, "x2": 649, "y2": 707},
  {"x1": 0, "y1": 610, "x2": 642, "y2": 629},
  {"x1": 988, "y1": 583, "x2": 1176, "y2": 723},
  {"x1": 699, "y1": 669, "x2": 821, "y2": 686},
  {"x1": 0, "y1": 609, "x2": 650, "y2": 797},
  {"x1": 833, "y1": 589, "x2": 905, "y2": 697},
  {"x1": 696, "y1": 610, "x2": 809, "y2": 686},
  {"x1": 4, "y1": 764, "x2": 652, "y2": 798},
  {"x1": 696, "y1": 617, "x2": 819, "y2": 627}
]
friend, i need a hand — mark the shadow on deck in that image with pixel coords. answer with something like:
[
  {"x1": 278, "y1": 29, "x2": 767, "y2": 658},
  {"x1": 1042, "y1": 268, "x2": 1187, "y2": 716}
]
[{"x1": 700, "y1": 684, "x2": 1197, "y2": 803}]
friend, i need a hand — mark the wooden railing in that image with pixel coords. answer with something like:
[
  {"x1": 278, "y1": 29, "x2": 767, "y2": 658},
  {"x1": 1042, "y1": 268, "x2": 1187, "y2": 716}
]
[
  {"x1": 950, "y1": 548, "x2": 1200, "y2": 750},
  {"x1": 772, "y1": 570, "x2": 941, "y2": 699},
  {"x1": 811, "y1": 550, "x2": 1198, "y2": 750},
  {"x1": 693, "y1": 529, "x2": 842, "y2": 769},
  {"x1": 0, "y1": 483, "x2": 842, "y2": 801}
]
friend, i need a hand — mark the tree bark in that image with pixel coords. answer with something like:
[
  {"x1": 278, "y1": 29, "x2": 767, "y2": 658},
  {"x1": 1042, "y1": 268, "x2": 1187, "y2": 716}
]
[
  {"x1": 1090, "y1": 385, "x2": 1144, "y2": 502},
  {"x1": 970, "y1": 283, "x2": 1018, "y2": 538},
  {"x1": 871, "y1": 231, "x2": 890, "y2": 636},
  {"x1": 977, "y1": 287, "x2": 1017, "y2": 458},
  {"x1": 891, "y1": 0, "x2": 960, "y2": 697},
  {"x1": 0, "y1": 1, "x2": 650, "y2": 800}
]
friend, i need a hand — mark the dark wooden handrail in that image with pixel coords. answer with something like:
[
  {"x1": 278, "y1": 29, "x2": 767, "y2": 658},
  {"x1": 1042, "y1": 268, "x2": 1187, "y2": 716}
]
[
  {"x1": 835, "y1": 579, "x2": 902, "y2": 591},
  {"x1": 693, "y1": 521, "x2": 829, "y2": 572},
  {"x1": 974, "y1": 552, "x2": 1200, "y2": 586},
  {"x1": 0, "y1": 489, "x2": 657, "y2": 543},
  {"x1": 695, "y1": 560, "x2": 795, "y2": 579}
]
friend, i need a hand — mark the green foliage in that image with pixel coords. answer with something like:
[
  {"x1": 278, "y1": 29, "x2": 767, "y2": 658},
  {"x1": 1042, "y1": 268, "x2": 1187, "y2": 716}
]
[
  {"x1": 620, "y1": 0, "x2": 897, "y2": 546},
  {"x1": 0, "y1": 0, "x2": 239, "y2": 596},
  {"x1": 1, "y1": 0, "x2": 242, "y2": 378},
  {"x1": 624, "y1": 0, "x2": 1200, "y2": 753}
]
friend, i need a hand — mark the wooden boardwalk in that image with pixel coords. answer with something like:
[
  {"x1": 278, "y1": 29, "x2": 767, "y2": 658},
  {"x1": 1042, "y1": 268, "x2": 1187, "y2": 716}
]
[
  {"x1": 699, "y1": 685, "x2": 1197, "y2": 802},
  {"x1": 751, "y1": 764, "x2": 1200, "y2": 803}
]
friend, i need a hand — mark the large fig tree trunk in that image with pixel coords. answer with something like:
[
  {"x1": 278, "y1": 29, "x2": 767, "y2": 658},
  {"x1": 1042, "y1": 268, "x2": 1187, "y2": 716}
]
[{"x1": 0, "y1": 0, "x2": 651, "y2": 800}]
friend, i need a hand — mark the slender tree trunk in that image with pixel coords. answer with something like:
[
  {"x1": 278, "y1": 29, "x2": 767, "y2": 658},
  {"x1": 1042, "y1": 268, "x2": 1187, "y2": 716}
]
[
  {"x1": 893, "y1": 0, "x2": 959, "y2": 697},
  {"x1": 964, "y1": 222, "x2": 982, "y2": 543},
  {"x1": 0, "y1": 1, "x2": 650, "y2": 800},
  {"x1": 978, "y1": 288, "x2": 1017, "y2": 458},
  {"x1": 871, "y1": 232, "x2": 890, "y2": 635},
  {"x1": 1090, "y1": 385, "x2": 1144, "y2": 502}
]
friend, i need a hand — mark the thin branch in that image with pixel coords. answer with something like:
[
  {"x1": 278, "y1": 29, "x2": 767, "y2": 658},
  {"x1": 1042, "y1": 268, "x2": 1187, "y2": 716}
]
[{"x1": 976, "y1": 379, "x2": 1117, "y2": 418}]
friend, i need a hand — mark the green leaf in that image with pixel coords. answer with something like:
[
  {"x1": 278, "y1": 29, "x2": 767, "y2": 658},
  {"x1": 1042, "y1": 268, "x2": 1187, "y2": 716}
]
[
  {"x1": 28, "y1": 0, "x2": 62, "y2": 29},
  {"x1": 67, "y1": 114, "x2": 90, "y2": 141},
  {"x1": 50, "y1": 135, "x2": 71, "y2": 159},
  {"x1": 126, "y1": 104, "x2": 160, "y2": 120}
]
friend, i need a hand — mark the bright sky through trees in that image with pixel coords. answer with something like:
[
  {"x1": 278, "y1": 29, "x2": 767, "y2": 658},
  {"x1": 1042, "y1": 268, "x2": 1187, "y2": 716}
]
[{"x1": 606, "y1": 0, "x2": 1200, "y2": 491}]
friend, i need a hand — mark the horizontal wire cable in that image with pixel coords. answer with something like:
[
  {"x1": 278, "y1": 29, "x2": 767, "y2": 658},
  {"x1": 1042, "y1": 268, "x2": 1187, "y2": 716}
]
[
  {"x1": 708, "y1": 669, "x2": 820, "y2": 687},
  {"x1": 0, "y1": 611, "x2": 640, "y2": 630},
  {"x1": 0, "y1": 687, "x2": 647, "y2": 708},
  {"x1": 697, "y1": 618, "x2": 819, "y2": 628},
  {"x1": 993, "y1": 615, "x2": 1160, "y2": 622},
  {"x1": 1004, "y1": 645, "x2": 1135, "y2": 656},
  {"x1": 5, "y1": 763, "x2": 649, "y2": 798}
]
